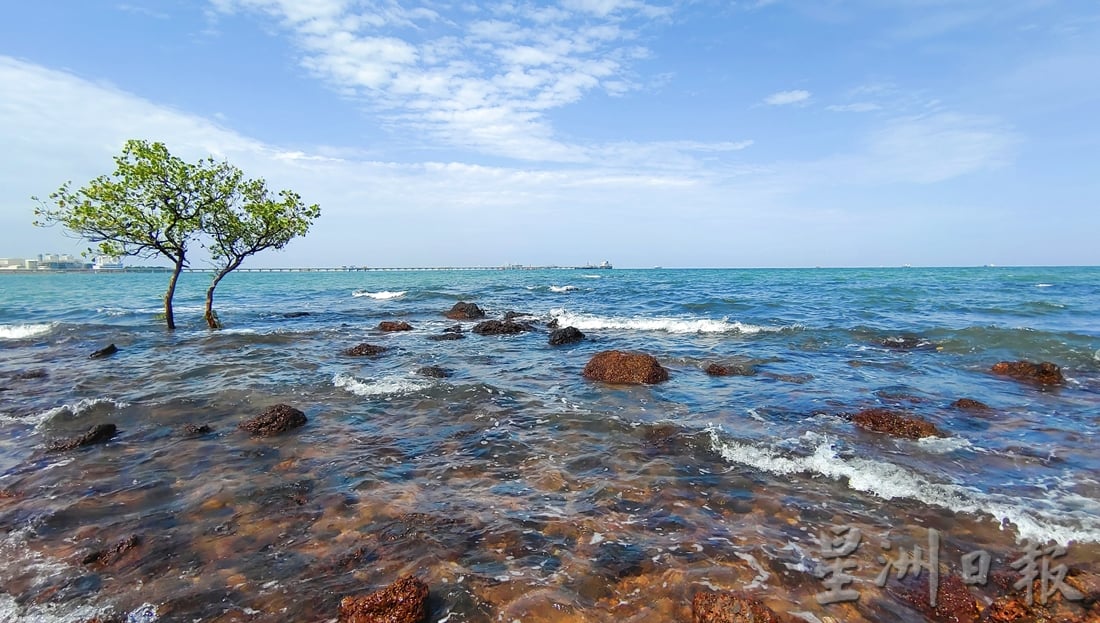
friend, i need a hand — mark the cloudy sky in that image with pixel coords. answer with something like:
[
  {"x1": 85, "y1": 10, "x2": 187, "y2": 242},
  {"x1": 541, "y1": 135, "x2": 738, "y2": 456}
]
[{"x1": 1, "y1": 1, "x2": 1098, "y2": 268}]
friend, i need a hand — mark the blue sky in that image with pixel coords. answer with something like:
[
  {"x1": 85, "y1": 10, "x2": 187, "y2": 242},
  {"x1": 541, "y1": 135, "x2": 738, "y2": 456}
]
[{"x1": 1, "y1": 1, "x2": 1098, "y2": 268}]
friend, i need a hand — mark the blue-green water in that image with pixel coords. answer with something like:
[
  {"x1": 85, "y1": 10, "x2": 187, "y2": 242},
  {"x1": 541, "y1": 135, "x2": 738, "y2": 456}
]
[{"x1": 1, "y1": 267, "x2": 1098, "y2": 621}]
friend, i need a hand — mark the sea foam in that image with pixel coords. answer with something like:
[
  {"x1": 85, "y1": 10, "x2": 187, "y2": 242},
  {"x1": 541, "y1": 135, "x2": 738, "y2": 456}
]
[
  {"x1": 0, "y1": 323, "x2": 53, "y2": 340},
  {"x1": 352, "y1": 290, "x2": 406, "y2": 300},
  {"x1": 549, "y1": 285, "x2": 579, "y2": 293},
  {"x1": 707, "y1": 427, "x2": 1100, "y2": 545},
  {"x1": 21, "y1": 398, "x2": 129, "y2": 429},
  {"x1": 333, "y1": 373, "x2": 432, "y2": 397},
  {"x1": 549, "y1": 309, "x2": 793, "y2": 334}
]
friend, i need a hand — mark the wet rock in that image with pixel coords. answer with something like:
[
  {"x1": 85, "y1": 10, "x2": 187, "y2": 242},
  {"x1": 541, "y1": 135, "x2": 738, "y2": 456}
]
[
  {"x1": 691, "y1": 591, "x2": 780, "y2": 623},
  {"x1": 0, "y1": 488, "x2": 20, "y2": 499},
  {"x1": 182, "y1": 423, "x2": 213, "y2": 436},
  {"x1": 704, "y1": 363, "x2": 733, "y2": 377},
  {"x1": 444, "y1": 301, "x2": 485, "y2": 320},
  {"x1": 12, "y1": 368, "x2": 49, "y2": 380},
  {"x1": 761, "y1": 372, "x2": 813, "y2": 384},
  {"x1": 345, "y1": 343, "x2": 388, "y2": 356},
  {"x1": 991, "y1": 360, "x2": 1065, "y2": 386},
  {"x1": 594, "y1": 541, "x2": 647, "y2": 578},
  {"x1": 339, "y1": 574, "x2": 429, "y2": 623},
  {"x1": 82, "y1": 534, "x2": 141, "y2": 567},
  {"x1": 238, "y1": 404, "x2": 306, "y2": 437},
  {"x1": 89, "y1": 344, "x2": 118, "y2": 359},
  {"x1": 548, "y1": 326, "x2": 585, "y2": 346},
  {"x1": 880, "y1": 335, "x2": 932, "y2": 350},
  {"x1": 982, "y1": 596, "x2": 1031, "y2": 622},
  {"x1": 583, "y1": 350, "x2": 669, "y2": 384},
  {"x1": 547, "y1": 318, "x2": 559, "y2": 329},
  {"x1": 952, "y1": 398, "x2": 991, "y2": 411},
  {"x1": 901, "y1": 574, "x2": 979, "y2": 622},
  {"x1": 427, "y1": 333, "x2": 464, "y2": 342},
  {"x1": 48, "y1": 423, "x2": 118, "y2": 451},
  {"x1": 378, "y1": 321, "x2": 413, "y2": 332},
  {"x1": 443, "y1": 325, "x2": 464, "y2": 333},
  {"x1": 852, "y1": 408, "x2": 941, "y2": 439},
  {"x1": 283, "y1": 311, "x2": 311, "y2": 318},
  {"x1": 472, "y1": 320, "x2": 530, "y2": 335},
  {"x1": 503, "y1": 311, "x2": 534, "y2": 321},
  {"x1": 416, "y1": 366, "x2": 450, "y2": 378}
]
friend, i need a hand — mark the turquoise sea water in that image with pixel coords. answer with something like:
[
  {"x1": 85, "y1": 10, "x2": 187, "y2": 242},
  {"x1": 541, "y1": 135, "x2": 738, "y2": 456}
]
[{"x1": 1, "y1": 266, "x2": 1098, "y2": 621}]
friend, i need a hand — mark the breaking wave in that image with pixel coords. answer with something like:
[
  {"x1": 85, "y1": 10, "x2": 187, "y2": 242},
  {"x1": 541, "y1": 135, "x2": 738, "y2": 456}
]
[
  {"x1": 549, "y1": 309, "x2": 795, "y2": 334},
  {"x1": 352, "y1": 290, "x2": 406, "y2": 300},
  {"x1": 333, "y1": 373, "x2": 432, "y2": 397},
  {"x1": 0, "y1": 323, "x2": 53, "y2": 340}
]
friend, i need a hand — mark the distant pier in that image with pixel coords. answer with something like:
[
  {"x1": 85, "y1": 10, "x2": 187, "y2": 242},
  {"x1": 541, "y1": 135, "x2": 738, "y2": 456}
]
[{"x1": 3, "y1": 265, "x2": 611, "y2": 274}]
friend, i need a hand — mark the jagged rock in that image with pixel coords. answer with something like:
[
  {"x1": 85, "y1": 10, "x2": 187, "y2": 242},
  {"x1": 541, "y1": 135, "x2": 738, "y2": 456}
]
[
  {"x1": 583, "y1": 351, "x2": 669, "y2": 384},
  {"x1": 82, "y1": 534, "x2": 141, "y2": 567},
  {"x1": 879, "y1": 335, "x2": 932, "y2": 350},
  {"x1": 444, "y1": 302, "x2": 485, "y2": 320},
  {"x1": 548, "y1": 326, "x2": 584, "y2": 346},
  {"x1": 692, "y1": 591, "x2": 780, "y2": 623},
  {"x1": 547, "y1": 318, "x2": 559, "y2": 329},
  {"x1": 900, "y1": 574, "x2": 979, "y2": 623},
  {"x1": 345, "y1": 343, "x2": 388, "y2": 357},
  {"x1": 238, "y1": 404, "x2": 306, "y2": 437},
  {"x1": 705, "y1": 362, "x2": 756, "y2": 377},
  {"x1": 991, "y1": 360, "x2": 1065, "y2": 386},
  {"x1": 443, "y1": 325, "x2": 463, "y2": 333},
  {"x1": 378, "y1": 321, "x2": 413, "y2": 332},
  {"x1": 90, "y1": 344, "x2": 118, "y2": 359},
  {"x1": 472, "y1": 320, "x2": 529, "y2": 335},
  {"x1": 852, "y1": 408, "x2": 941, "y2": 439},
  {"x1": 416, "y1": 366, "x2": 450, "y2": 378},
  {"x1": 182, "y1": 423, "x2": 213, "y2": 436},
  {"x1": 339, "y1": 574, "x2": 429, "y2": 623},
  {"x1": 503, "y1": 311, "x2": 534, "y2": 321},
  {"x1": 12, "y1": 368, "x2": 49, "y2": 380},
  {"x1": 48, "y1": 423, "x2": 118, "y2": 451},
  {"x1": 427, "y1": 333, "x2": 464, "y2": 341},
  {"x1": 283, "y1": 311, "x2": 311, "y2": 318},
  {"x1": 952, "y1": 398, "x2": 991, "y2": 411}
]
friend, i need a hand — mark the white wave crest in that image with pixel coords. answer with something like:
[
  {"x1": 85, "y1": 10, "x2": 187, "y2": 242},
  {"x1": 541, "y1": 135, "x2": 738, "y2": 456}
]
[
  {"x1": 352, "y1": 290, "x2": 406, "y2": 300},
  {"x1": 581, "y1": 274, "x2": 602, "y2": 279},
  {"x1": 0, "y1": 323, "x2": 53, "y2": 340},
  {"x1": 707, "y1": 428, "x2": 1100, "y2": 544},
  {"x1": 549, "y1": 309, "x2": 791, "y2": 334},
  {"x1": 1036, "y1": 283, "x2": 1054, "y2": 288},
  {"x1": 549, "y1": 285, "x2": 578, "y2": 293},
  {"x1": 20, "y1": 398, "x2": 129, "y2": 429},
  {"x1": 333, "y1": 373, "x2": 432, "y2": 397}
]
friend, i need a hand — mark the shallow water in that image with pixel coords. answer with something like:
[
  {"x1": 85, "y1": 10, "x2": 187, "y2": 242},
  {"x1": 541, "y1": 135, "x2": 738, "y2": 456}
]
[{"x1": 1, "y1": 267, "x2": 1098, "y2": 621}]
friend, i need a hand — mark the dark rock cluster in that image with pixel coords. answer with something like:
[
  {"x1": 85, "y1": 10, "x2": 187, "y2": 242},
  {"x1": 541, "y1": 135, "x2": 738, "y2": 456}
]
[
  {"x1": 583, "y1": 350, "x2": 669, "y2": 385},
  {"x1": 238, "y1": 404, "x2": 307, "y2": 437}
]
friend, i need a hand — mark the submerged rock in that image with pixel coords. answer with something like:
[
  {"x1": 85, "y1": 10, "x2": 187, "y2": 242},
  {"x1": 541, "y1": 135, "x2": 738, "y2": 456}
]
[
  {"x1": 445, "y1": 301, "x2": 485, "y2": 320},
  {"x1": 12, "y1": 368, "x2": 49, "y2": 380},
  {"x1": 345, "y1": 343, "x2": 388, "y2": 357},
  {"x1": 472, "y1": 320, "x2": 529, "y2": 335},
  {"x1": 283, "y1": 311, "x2": 311, "y2": 318},
  {"x1": 443, "y1": 325, "x2": 464, "y2": 333},
  {"x1": 48, "y1": 423, "x2": 118, "y2": 452},
  {"x1": 548, "y1": 326, "x2": 584, "y2": 346},
  {"x1": 899, "y1": 574, "x2": 979, "y2": 623},
  {"x1": 182, "y1": 423, "x2": 213, "y2": 436},
  {"x1": 703, "y1": 362, "x2": 756, "y2": 377},
  {"x1": 427, "y1": 333, "x2": 464, "y2": 342},
  {"x1": 503, "y1": 311, "x2": 535, "y2": 321},
  {"x1": 416, "y1": 366, "x2": 450, "y2": 378},
  {"x1": 82, "y1": 534, "x2": 141, "y2": 567},
  {"x1": 378, "y1": 321, "x2": 413, "y2": 332},
  {"x1": 238, "y1": 404, "x2": 306, "y2": 437},
  {"x1": 852, "y1": 408, "x2": 941, "y2": 439},
  {"x1": 691, "y1": 591, "x2": 780, "y2": 623},
  {"x1": 879, "y1": 335, "x2": 932, "y2": 350},
  {"x1": 339, "y1": 574, "x2": 429, "y2": 623},
  {"x1": 583, "y1": 350, "x2": 669, "y2": 385},
  {"x1": 89, "y1": 344, "x2": 118, "y2": 359},
  {"x1": 991, "y1": 360, "x2": 1065, "y2": 385},
  {"x1": 952, "y1": 398, "x2": 991, "y2": 411}
]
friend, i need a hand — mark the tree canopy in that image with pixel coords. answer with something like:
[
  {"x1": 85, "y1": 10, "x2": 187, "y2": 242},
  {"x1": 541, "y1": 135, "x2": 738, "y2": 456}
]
[{"x1": 33, "y1": 139, "x2": 320, "y2": 330}]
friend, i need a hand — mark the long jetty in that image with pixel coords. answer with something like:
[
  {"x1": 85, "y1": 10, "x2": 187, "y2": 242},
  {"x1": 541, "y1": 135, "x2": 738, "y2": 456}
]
[{"x1": 2, "y1": 265, "x2": 610, "y2": 274}]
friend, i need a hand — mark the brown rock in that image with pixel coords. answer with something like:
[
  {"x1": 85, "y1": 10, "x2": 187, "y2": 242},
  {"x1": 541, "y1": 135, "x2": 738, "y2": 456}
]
[
  {"x1": 952, "y1": 398, "x2": 991, "y2": 411},
  {"x1": 982, "y1": 596, "x2": 1031, "y2": 622},
  {"x1": 339, "y1": 574, "x2": 429, "y2": 623},
  {"x1": 472, "y1": 320, "x2": 530, "y2": 335},
  {"x1": 47, "y1": 423, "x2": 118, "y2": 451},
  {"x1": 427, "y1": 333, "x2": 464, "y2": 341},
  {"x1": 182, "y1": 423, "x2": 213, "y2": 436},
  {"x1": 692, "y1": 591, "x2": 780, "y2": 623},
  {"x1": 378, "y1": 321, "x2": 413, "y2": 332},
  {"x1": 991, "y1": 361, "x2": 1065, "y2": 385},
  {"x1": 704, "y1": 363, "x2": 731, "y2": 376},
  {"x1": 583, "y1": 350, "x2": 669, "y2": 385},
  {"x1": 852, "y1": 408, "x2": 941, "y2": 439},
  {"x1": 901, "y1": 574, "x2": 979, "y2": 622},
  {"x1": 82, "y1": 534, "x2": 141, "y2": 567},
  {"x1": 238, "y1": 404, "x2": 306, "y2": 437},
  {"x1": 345, "y1": 343, "x2": 388, "y2": 357},
  {"x1": 444, "y1": 301, "x2": 485, "y2": 320},
  {"x1": 416, "y1": 366, "x2": 450, "y2": 378}
]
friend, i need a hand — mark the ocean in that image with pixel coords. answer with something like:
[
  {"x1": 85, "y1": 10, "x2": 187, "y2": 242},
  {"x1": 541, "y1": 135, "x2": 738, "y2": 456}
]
[{"x1": 1, "y1": 266, "x2": 1098, "y2": 621}]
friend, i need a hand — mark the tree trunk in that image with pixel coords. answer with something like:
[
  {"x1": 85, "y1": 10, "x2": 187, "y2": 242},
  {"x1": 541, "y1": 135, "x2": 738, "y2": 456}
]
[
  {"x1": 163, "y1": 260, "x2": 185, "y2": 330},
  {"x1": 204, "y1": 269, "x2": 231, "y2": 329}
]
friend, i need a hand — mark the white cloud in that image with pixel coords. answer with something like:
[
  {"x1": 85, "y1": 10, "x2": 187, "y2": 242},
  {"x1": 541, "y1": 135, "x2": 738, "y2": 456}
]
[
  {"x1": 763, "y1": 89, "x2": 811, "y2": 106},
  {"x1": 826, "y1": 102, "x2": 881, "y2": 113}
]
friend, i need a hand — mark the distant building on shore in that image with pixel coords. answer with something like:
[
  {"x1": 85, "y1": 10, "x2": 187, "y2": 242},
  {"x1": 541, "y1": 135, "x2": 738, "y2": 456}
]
[{"x1": 0, "y1": 253, "x2": 104, "y2": 270}]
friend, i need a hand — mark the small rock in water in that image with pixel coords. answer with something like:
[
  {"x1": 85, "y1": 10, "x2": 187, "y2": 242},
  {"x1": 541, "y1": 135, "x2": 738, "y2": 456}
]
[
  {"x1": 378, "y1": 321, "x2": 413, "y2": 332},
  {"x1": 991, "y1": 360, "x2": 1065, "y2": 385},
  {"x1": 90, "y1": 344, "x2": 119, "y2": 359},
  {"x1": 416, "y1": 366, "x2": 450, "y2": 378},
  {"x1": 472, "y1": 320, "x2": 530, "y2": 335},
  {"x1": 182, "y1": 423, "x2": 213, "y2": 436},
  {"x1": 82, "y1": 534, "x2": 141, "y2": 567},
  {"x1": 548, "y1": 326, "x2": 584, "y2": 346},
  {"x1": 445, "y1": 301, "x2": 485, "y2": 320},
  {"x1": 691, "y1": 591, "x2": 780, "y2": 623},
  {"x1": 339, "y1": 574, "x2": 429, "y2": 623},
  {"x1": 13, "y1": 368, "x2": 49, "y2": 380},
  {"x1": 427, "y1": 332, "x2": 464, "y2": 341},
  {"x1": 238, "y1": 404, "x2": 307, "y2": 437},
  {"x1": 344, "y1": 343, "x2": 388, "y2": 356},
  {"x1": 583, "y1": 350, "x2": 669, "y2": 384},
  {"x1": 879, "y1": 335, "x2": 932, "y2": 350},
  {"x1": 442, "y1": 325, "x2": 464, "y2": 333},
  {"x1": 851, "y1": 408, "x2": 941, "y2": 439},
  {"x1": 283, "y1": 311, "x2": 311, "y2": 318},
  {"x1": 48, "y1": 423, "x2": 118, "y2": 452},
  {"x1": 951, "y1": 398, "x2": 991, "y2": 411}
]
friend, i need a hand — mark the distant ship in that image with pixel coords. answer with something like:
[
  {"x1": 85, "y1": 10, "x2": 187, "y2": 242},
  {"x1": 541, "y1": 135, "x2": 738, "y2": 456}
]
[{"x1": 577, "y1": 260, "x2": 612, "y2": 269}]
